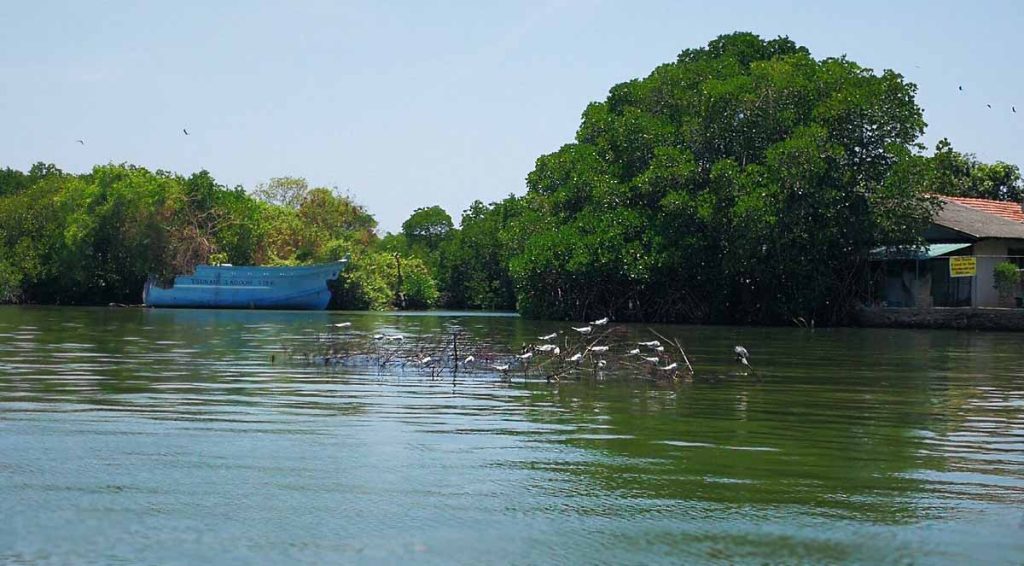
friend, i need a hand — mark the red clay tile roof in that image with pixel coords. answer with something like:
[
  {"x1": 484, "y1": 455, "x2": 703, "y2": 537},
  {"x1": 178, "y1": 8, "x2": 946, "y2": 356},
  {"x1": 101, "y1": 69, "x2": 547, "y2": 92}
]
[{"x1": 942, "y1": 196, "x2": 1024, "y2": 223}]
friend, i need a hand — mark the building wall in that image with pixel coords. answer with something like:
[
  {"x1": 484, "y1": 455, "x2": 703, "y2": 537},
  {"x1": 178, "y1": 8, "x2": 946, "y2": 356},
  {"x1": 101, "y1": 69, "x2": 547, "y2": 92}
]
[{"x1": 970, "y1": 239, "x2": 1024, "y2": 307}]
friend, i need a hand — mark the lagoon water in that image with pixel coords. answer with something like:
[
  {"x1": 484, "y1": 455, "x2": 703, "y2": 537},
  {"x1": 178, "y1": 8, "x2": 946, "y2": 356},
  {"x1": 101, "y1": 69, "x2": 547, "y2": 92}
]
[{"x1": 1, "y1": 306, "x2": 1022, "y2": 564}]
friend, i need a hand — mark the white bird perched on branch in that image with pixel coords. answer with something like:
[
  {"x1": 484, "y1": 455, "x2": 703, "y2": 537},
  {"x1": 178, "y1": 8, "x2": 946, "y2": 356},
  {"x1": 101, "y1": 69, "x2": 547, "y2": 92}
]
[
  {"x1": 536, "y1": 344, "x2": 558, "y2": 352},
  {"x1": 568, "y1": 353, "x2": 583, "y2": 362},
  {"x1": 517, "y1": 352, "x2": 533, "y2": 360},
  {"x1": 627, "y1": 348, "x2": 641, "y2": 356},
  {"x1": 590, "y1": 317, "x2": 609, "y2": 326},
  {"x1": 463, "y1": 356, "x2": 475, "y2": 365},
  {"x1": 642, "y1": 356, "x2": 660, "y2": 363},
  {"x1": 657, "y1": 362, "x2": 678, "y2": 371},
  {"x1": 492, "y1": 364, "x2": 510, "y2": 372},
  {"x1": 416, "y1": 356, "x2": 432, "y2": 365},
  {"x1": 572, "y1": 326, "x2": 592, "y2": 334},
  {"x1": 638, "y1": 340, "x2": 660, "y2": 348},
  {"x1": 588, "y1": 345, "x2": 609, "y2": 353},
  {"x1": 538, "y1": 332, "x2": 558, "y2": 341}
]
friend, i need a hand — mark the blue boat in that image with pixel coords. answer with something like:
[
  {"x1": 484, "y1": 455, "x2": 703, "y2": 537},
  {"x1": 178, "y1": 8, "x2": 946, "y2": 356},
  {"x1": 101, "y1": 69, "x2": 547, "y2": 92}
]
[{"x1": 143, "y1": 260, "x2": 347, "y2": 310}]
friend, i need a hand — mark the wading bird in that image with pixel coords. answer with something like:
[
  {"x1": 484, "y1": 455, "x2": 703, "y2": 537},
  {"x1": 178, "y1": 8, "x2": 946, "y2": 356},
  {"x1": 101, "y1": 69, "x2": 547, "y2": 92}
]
[
  {"x1": 734, "y1": 345, "x2": 750, "y2": 367},
  {"x1": 588, "y1": 345, "x2": 609, "y2": 353},
  {"x1": 590, "y1": 317, "x2": 609, "y2": 326},
  {"x1": 572, "y1": 326, "x2": 592, "y2": 334},
  {"x1": 463, "y1": 356, "x2": 474, "y2": 365},
  {"x1": 538, "y1": 332, "x2": 558, "y2": 341},
  {"x1": 638, "y1": 340, "x2": 660, "y2": 348},
  {"x1": 568, "y1": 353, "x2": 583, "y2": 362}
]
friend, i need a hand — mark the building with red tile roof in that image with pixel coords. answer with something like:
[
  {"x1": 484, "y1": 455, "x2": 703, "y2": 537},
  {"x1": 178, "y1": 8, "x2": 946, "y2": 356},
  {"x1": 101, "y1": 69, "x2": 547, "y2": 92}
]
[
  {"x1": 872, "y1": 195, "x2": 1024, "y2": 309},
  {"x1": 941, "y1": 196, "x2": 1024, "y2": 223}
]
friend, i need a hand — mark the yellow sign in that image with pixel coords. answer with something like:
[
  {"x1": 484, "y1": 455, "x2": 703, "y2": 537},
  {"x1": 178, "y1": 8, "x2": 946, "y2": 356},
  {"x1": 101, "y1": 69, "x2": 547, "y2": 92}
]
[{"x1": 949, "y1": 256, "x2": 976, "y2": 277}]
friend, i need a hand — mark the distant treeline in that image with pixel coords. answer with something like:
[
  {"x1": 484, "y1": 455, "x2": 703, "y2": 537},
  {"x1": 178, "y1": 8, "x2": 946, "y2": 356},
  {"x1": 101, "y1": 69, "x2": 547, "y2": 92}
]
[
  {"x1": 3, "y1": 33, "x2": 1021, "y2": 324},
  {"x1": 0, "y1": 165, "x2": 438, "y2": 309}
]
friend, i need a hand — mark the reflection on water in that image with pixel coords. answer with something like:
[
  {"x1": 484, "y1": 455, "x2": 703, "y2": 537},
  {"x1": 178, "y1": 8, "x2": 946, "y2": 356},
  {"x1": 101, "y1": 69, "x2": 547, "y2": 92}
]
[{"x1": 1, "y1": 306, "x2": 1023, "y2": 564}]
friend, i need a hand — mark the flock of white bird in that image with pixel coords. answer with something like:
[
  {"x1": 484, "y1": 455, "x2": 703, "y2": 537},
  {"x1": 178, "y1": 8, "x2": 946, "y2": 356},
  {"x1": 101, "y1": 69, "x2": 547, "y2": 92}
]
[{"x1": 302, "y1": 316, "x2": 754, "y2": 383}]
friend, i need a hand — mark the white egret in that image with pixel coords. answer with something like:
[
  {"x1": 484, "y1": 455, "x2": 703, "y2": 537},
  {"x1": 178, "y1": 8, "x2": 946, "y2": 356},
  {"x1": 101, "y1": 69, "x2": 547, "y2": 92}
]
[
  {"x1": 642, "y1": 356, "x2": 660, "y2": 363},
  {"x1": 568, "y1": 353, "x2": 583, "y2": 362},
  {"x1": 657, "y1": 363, "x2": 678, "y2": 371},
  {"x1": 517, "y1": 352, "x2": 533, "y2": 360},
  {"x1": 627, "y1": 348, "x2": 641, "y2": 356},
  {"x1": 638, "y1": 340, "x2": 661, "y2": 348},
  {"x1": 538, "y1": 332, "x2": 558, "y2": 341},
  {"x1": 590, "y1": 317, "x2": 609, "y2": 326},
  {"x1": 588, "y1": 345, "x2": 609, "y2": 353},
  {"x1": 572, "y1": 326, "x2": 592, "y2": 334},
  {"x1": 734, "y1": 346, "x2": 750, "y2": 367},
  {"x1": 463, "y1": 356, "x2": 475, "y2": 364}
]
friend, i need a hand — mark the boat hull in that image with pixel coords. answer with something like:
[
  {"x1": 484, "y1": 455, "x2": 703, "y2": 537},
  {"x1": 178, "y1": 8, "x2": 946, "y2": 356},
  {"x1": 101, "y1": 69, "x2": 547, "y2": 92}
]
[{"x1": 143, "y1": 261, "x2": 346, "y2": 310}]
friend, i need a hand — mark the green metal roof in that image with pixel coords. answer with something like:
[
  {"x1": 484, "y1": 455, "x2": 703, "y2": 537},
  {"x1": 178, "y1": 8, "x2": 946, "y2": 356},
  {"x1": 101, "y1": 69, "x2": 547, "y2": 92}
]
[
  {"x1": 870, "y1": 243, "x2": 972, "y2": 260},
  {"x1": 923, "y1": 243, "x2": 973, "y2": 257}
]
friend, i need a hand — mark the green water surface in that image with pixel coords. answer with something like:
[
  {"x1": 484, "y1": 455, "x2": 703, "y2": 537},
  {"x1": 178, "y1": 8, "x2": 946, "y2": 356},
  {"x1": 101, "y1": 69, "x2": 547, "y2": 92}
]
[{"x1": 1, "y1": 307, "x2": 1022, "y2": 564}]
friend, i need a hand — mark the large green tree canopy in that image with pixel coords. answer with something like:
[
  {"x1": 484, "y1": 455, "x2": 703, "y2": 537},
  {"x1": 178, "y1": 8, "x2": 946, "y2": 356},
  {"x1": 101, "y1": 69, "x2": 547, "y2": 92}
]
[{"x1": 507, "y1": 32, "x2": 937, "y2": 323}]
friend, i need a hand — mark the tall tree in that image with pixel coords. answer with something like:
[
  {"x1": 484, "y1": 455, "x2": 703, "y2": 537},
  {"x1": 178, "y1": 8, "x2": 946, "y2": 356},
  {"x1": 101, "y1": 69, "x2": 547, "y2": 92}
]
[
  {"x1": 507, "y1": 32, "x2": 936, "y2": 323},
  {"x1": 401, "y1": 205, "x2": 453, "y2": 251},
  {"x1": 923, "y1": 138, "x2": 1023, "y2": 202}
]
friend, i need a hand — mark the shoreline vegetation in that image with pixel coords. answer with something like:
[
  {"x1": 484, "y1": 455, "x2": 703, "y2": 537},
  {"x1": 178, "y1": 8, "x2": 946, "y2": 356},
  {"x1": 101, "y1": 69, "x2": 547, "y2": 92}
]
[{"x1": 2, "y1": 33, "x2": 1021, "y2": 325}]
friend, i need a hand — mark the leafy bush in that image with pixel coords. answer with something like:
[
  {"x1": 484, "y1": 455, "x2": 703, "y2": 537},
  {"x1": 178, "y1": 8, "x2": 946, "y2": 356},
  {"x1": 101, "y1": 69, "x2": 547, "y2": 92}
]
[{"x1": 994, "y1": 261, "x2": 1021, "y2": 296}]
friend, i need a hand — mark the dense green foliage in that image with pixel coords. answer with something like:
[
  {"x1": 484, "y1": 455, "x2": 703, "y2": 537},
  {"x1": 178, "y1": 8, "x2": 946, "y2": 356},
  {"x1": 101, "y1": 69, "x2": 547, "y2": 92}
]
[
  {"x1": 428, "y1": 33, "x2": 1018, "y2": 323},
  {"x1": 920, "y1": 139, "x2": 1024, "y2": 202},
  {"x1": 479, "y1": 32, "x2": 940, "y2": 323},
  {"x1": 0, "y1": 164, "x2": 441, "y2": 308}
]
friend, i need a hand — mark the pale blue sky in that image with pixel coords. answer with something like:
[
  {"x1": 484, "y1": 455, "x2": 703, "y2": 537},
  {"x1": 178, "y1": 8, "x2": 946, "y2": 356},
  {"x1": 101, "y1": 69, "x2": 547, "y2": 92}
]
[{"x1": 2, "y1": 0, "x2": 1021, "y2": 232}]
